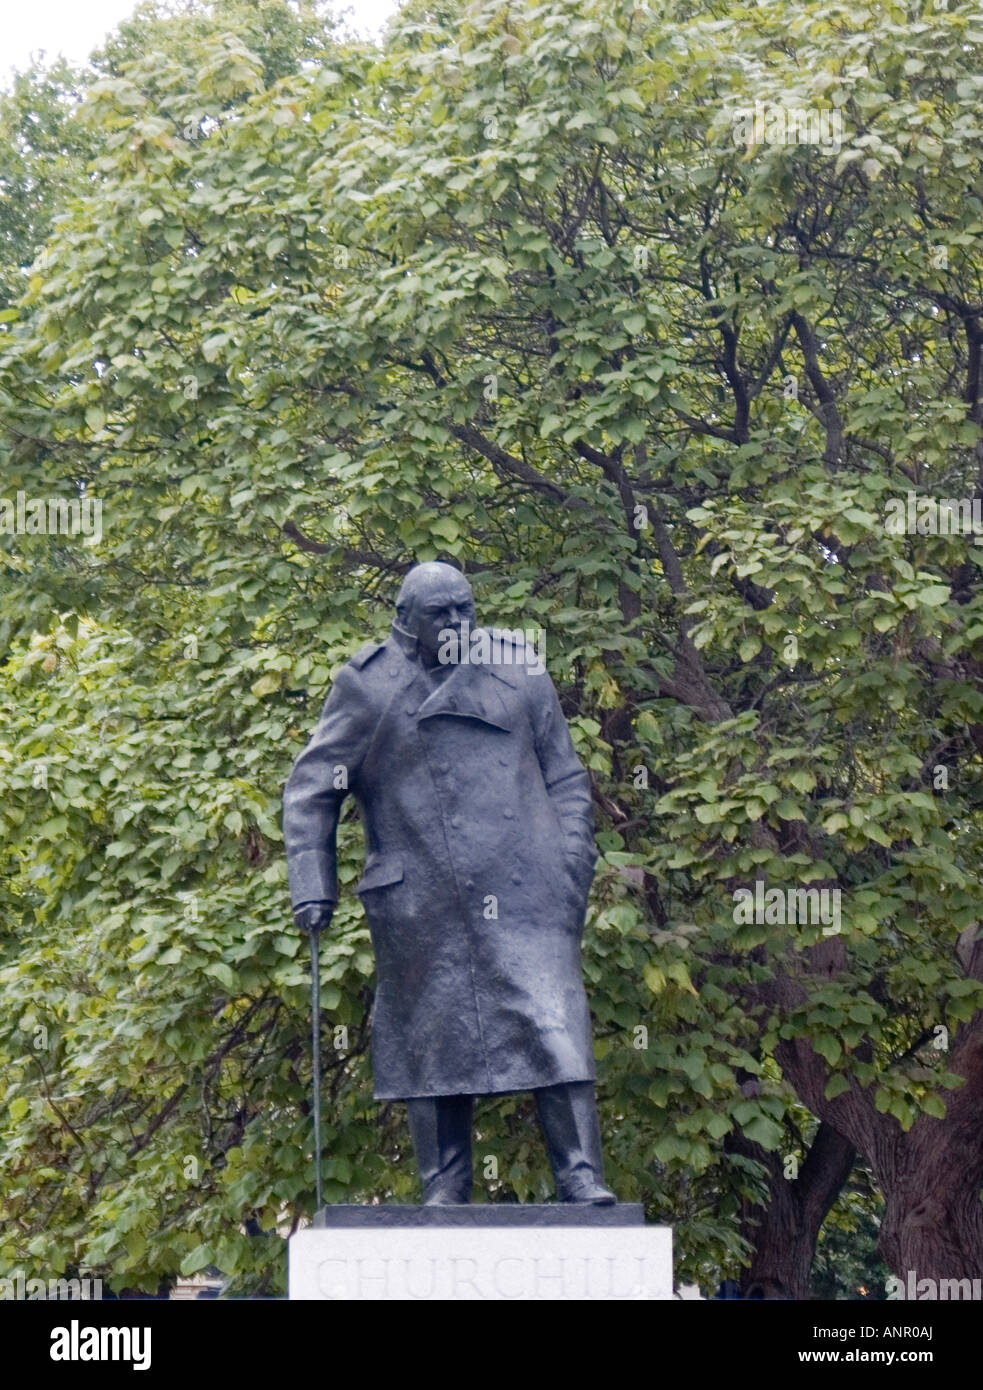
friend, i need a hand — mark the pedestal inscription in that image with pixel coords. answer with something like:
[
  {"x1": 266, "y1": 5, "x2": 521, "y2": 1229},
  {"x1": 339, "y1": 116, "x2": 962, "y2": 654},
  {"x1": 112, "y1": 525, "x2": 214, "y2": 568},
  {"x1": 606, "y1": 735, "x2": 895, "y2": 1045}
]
[{"x1": 289, "y1": 1206, "x2": 672, "y2": 1301}]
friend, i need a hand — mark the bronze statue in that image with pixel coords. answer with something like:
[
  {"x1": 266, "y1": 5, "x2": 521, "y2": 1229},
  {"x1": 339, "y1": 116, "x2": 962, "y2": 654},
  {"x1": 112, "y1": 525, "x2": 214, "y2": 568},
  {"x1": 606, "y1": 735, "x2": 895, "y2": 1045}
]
[{"x1": 283, "y1": 562, "x2": 614, "y2": 1205}]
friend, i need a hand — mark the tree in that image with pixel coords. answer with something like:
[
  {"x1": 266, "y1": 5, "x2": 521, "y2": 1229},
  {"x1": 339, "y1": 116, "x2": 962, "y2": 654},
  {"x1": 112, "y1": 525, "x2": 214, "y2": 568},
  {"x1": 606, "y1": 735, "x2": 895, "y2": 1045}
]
[
  {"x1": 0, "y1": 58, "x2": 95, "y2": 311},
  {"x1": 2, "y1": 0, "x2": 982, "y2": 1295}
]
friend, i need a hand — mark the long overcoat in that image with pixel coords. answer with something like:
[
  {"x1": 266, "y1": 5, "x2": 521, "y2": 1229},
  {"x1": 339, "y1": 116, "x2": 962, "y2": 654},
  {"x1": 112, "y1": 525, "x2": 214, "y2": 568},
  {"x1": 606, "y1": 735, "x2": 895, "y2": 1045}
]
[{"x1": 282, "y1": 625, "x2": 599, "y2": 1100}]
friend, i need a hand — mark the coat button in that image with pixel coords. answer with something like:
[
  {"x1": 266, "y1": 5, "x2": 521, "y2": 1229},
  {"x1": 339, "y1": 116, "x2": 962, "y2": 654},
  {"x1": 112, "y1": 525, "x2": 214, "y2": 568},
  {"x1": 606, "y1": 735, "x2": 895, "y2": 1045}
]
[
  {"x1": 405, "y1": 707, "x2": 416, "y2": 716},
  {"x1": 464, "y1": 878, "x2": 475, "y2": 890},
  {"x1": 511, "y1": 873, "x2": 522, "y2": 885},
  {"x1": 503, "y1": 808, "x2": 514, "y2": 819},
  {"x1": 437, "y1": 762, "x2": 450, "y2": 774},
  {"x1": 449, "y1": 817, "x2": 461, "y2": 829}
]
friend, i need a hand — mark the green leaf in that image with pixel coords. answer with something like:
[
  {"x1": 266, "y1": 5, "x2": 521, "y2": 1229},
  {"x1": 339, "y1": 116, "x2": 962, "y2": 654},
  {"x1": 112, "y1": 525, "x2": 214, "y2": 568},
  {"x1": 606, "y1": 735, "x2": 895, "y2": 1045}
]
[
  {"x1": 741, "y1": 1115, "x2": 783, "y2": 1150},
  {"x1": 430, "y1": 517, "x2": 460, "y2": 543},
  {"x1": 814, "y1": 1036, "x2": 842, "y2": 1066},
  {"x1": 643, "y1": 963, "x2": 666, "y2": 994},
  {"x1": 205, "y1": 962, "x2": 238, "y2": 992},
  {"x1": 917, "y1": 585, "x2": 950, "y2": 606},
  {"x1": 251, "y1": 672, "x2": 280, "y2": 698},
  {"x1": 180, "y1": 1244, "x2": 214, "y2": 1276}
]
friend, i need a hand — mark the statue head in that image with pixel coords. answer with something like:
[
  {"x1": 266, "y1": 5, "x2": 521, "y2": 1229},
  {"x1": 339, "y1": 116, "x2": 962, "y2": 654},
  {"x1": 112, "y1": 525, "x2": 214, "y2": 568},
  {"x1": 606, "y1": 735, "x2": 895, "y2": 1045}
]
[{"x1": 395, "y1": 562, "x2": 475, "y2": 666}]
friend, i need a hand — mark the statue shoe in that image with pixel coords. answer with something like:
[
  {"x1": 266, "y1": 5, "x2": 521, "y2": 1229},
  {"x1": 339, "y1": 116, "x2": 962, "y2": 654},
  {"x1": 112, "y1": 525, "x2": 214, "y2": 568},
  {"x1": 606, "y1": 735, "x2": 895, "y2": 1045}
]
[{"x1": 558, "y1": 1176, "x2": 617, "y2": 1205}]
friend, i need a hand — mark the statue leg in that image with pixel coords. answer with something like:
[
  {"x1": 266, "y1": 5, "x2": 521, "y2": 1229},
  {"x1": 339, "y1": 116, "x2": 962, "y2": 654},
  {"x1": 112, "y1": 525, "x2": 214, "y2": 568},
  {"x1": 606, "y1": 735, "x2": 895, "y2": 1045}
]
[
  {"x1": 534, "y1": 1081, "x2": 616, "y2": 1204},
  {"x1": 406, "y1": 1094, "x2": 474, "y2": 1205}
]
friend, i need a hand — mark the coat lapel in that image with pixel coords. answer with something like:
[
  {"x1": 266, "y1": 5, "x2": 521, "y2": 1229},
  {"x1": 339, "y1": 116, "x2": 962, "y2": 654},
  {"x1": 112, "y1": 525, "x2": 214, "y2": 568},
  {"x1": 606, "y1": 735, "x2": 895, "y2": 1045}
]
[{"x1": 414, "y1": 660, "x2": 514, "y2": 731}]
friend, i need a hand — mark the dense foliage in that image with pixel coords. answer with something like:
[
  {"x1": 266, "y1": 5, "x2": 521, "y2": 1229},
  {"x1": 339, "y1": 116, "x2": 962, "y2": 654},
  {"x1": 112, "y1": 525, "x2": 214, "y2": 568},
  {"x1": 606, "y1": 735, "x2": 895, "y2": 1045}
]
[{"x1": 2, "y1": 0, "x2": 982, "y2": 1296}]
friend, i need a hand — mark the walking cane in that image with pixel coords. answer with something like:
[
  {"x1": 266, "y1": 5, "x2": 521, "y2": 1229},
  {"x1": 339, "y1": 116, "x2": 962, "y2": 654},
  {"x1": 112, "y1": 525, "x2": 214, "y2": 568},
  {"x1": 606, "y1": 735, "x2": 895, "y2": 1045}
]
[{"x1": 309, "y1": 923, "x2": 323, "y2": 1214}]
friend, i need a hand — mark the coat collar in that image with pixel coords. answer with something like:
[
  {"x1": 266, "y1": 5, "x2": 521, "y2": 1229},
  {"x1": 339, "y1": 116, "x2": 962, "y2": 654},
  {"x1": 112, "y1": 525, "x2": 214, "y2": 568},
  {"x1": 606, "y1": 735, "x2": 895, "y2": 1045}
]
[
  {"x1": 415, "y1": 660, "x2": 514, "y2": 731},
  {"x1": 387, "y1": 622, "x2": 516, "y2": 731},
  {"x1": 388, "y1": 620, "x2": 422, "y2": 662}
]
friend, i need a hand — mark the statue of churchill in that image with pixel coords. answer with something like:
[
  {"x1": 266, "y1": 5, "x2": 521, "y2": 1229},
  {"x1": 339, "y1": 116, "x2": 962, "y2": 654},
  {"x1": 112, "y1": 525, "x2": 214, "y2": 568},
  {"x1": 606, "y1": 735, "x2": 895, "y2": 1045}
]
[{"x1": 283, "y1": 562, "x2": 615, "y2": 1205}]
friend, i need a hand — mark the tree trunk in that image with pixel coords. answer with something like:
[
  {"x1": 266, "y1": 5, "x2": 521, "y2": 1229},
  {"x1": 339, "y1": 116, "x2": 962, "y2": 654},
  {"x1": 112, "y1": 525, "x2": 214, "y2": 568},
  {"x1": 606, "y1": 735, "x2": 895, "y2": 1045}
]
[
  {"x1": 728, "y1": 1120, "x2": 855, "y2": 1298},
  {"x1": 875, "y1": 1035, "x2": 983, "y2": 1284},
  {"x1": 775, "y1": 936, "x2": 983, "y2": 1290}
]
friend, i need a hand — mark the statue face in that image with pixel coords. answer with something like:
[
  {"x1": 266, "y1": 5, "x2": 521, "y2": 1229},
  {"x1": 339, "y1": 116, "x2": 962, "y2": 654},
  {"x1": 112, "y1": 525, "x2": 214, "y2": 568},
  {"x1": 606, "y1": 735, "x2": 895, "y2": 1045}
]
[{"x1": 403, "y1": 578, "x2": 475, "y2": 664}]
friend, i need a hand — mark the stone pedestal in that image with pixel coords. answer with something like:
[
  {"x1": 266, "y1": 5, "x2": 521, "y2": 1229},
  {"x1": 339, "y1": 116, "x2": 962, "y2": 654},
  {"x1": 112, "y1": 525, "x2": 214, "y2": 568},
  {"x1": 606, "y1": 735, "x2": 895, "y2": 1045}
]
[{"x1": 289, "y1": 1205, "x2": 672, "y2": 1300}]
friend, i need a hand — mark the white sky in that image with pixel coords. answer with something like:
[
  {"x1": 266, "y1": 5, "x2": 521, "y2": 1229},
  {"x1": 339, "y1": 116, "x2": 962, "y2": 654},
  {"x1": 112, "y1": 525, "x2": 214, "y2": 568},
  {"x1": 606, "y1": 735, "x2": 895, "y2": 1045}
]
[{"x1": 1, "y1": 0, "x2": 399, "y2": 84}]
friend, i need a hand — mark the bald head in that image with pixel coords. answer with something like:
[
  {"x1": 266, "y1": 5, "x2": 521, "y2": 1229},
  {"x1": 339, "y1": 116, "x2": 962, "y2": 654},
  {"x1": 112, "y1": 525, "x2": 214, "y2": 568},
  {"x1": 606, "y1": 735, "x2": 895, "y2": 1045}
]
[
  {"x1": 395, "y1": 562, "x2": 475, "y2": 667},
  {"x1": 396, "y1": 562, "x2": 472, "y2": 613}
]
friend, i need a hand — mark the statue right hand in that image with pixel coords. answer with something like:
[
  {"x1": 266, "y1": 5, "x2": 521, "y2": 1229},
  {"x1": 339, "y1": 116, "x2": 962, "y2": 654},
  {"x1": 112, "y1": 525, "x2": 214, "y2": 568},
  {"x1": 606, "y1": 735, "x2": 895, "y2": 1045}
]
[{"x1": 294, "y1": 900, "x2": 335, "y2": 934}]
